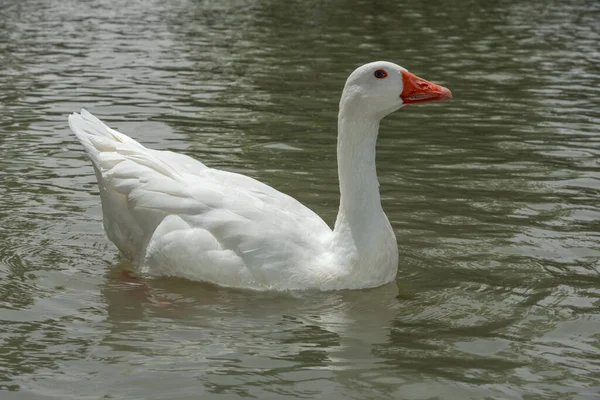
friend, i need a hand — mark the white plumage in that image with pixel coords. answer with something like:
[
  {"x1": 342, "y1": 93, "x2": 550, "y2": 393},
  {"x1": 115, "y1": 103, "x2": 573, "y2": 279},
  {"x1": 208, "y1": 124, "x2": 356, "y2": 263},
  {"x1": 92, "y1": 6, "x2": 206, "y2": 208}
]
[{"x1": 69, "y1": 61, "x2": 451, "y2": 290}]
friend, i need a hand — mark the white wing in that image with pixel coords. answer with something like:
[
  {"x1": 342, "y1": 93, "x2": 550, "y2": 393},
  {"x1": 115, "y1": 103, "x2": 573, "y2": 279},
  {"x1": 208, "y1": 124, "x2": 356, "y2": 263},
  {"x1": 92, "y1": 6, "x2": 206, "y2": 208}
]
[{"x1": 69, "y1": 110, "x2": 332, "y2": 288}]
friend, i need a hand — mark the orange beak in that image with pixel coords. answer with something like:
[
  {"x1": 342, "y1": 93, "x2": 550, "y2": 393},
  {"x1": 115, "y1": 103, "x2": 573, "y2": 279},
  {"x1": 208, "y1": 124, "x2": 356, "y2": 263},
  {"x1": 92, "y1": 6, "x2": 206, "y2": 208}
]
[{"x1": 400, "y1": 70, "x2": 452, "y2": 104}]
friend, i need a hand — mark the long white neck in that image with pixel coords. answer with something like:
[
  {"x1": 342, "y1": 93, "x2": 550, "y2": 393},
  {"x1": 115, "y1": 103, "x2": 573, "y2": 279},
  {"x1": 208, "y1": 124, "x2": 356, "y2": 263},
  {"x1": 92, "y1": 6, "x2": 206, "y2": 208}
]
[
  {"x1": 335, "y1": 114, "x2": 382, "y2": 221},
  {"x1": 331, "y1": 110, "x2": 398, "y2": 281}
]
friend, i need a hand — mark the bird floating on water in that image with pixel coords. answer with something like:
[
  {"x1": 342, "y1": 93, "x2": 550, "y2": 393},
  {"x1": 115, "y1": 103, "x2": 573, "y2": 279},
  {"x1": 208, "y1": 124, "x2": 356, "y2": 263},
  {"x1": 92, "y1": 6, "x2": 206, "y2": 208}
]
[{"x1": 69, "y1": 61, "x2": 451, "y2": 291}]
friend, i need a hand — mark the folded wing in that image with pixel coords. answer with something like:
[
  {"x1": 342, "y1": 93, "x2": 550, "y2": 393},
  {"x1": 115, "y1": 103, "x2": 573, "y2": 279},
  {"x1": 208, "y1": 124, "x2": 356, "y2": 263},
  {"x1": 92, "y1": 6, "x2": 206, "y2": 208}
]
[{"x1": 69, "y1": 110, "x2": 332, "y2": 287}]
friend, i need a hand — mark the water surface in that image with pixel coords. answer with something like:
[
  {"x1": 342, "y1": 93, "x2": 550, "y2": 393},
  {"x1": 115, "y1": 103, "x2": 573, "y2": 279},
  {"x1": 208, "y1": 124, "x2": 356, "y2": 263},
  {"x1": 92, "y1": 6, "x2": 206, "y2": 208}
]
[{"x1": 1, "y1": 0, "x2": 599, "y2": 398}]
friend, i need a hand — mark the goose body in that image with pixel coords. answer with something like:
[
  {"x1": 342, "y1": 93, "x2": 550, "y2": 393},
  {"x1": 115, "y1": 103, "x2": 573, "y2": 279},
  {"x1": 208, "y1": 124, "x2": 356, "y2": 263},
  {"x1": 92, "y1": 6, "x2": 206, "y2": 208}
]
[{"x1": 70, "y1": 61, "x2": 451, "y2": 290}]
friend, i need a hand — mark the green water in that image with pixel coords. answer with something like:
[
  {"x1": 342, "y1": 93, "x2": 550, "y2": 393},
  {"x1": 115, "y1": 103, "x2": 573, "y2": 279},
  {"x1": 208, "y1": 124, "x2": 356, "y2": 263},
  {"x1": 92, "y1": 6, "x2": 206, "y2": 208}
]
[{"x1": 1, "y1": 0, "x2": 599, "y2": 398}]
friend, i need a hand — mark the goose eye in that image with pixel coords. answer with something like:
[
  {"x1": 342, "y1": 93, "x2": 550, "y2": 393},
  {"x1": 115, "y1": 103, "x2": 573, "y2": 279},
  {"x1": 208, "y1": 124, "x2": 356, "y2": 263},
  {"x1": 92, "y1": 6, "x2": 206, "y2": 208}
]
[{"x1": 374, "y1": 69, "x2": 388, "y2": 79}]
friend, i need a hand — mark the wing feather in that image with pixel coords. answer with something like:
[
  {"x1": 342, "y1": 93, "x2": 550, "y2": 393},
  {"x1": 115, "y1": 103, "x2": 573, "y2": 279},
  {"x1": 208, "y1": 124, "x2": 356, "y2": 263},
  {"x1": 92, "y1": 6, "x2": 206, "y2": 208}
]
[{"x1": 69, "y1": 110, "x2": 332, "y2": 282}]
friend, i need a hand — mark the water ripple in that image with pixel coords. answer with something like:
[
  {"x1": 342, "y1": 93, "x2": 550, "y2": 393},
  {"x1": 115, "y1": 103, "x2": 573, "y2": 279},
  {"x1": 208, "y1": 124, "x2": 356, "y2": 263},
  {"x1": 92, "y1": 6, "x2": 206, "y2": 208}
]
[{"x1": 0, "y1": 0, "x2": 599, "y2": 398}]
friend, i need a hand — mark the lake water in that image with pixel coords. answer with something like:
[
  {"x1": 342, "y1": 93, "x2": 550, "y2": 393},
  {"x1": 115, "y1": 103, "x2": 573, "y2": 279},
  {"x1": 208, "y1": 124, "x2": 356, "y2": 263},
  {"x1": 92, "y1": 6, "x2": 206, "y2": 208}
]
[{"x1": 1, "y1": 0, "x2": 599, "y2": 398}]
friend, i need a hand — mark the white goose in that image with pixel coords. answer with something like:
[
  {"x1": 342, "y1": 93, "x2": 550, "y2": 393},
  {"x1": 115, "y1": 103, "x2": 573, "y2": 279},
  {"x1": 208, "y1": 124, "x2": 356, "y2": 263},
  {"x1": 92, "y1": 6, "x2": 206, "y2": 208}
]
[{"x1": 70, "y1": 61, "x2": 451, "y2": 291}]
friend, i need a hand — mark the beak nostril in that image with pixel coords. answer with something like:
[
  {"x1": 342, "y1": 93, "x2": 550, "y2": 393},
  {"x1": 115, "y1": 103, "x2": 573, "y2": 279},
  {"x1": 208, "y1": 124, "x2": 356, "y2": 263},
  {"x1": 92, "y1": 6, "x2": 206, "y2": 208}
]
[{"x1": 400, "y1": 70, "x2": 452, "y2": 103}]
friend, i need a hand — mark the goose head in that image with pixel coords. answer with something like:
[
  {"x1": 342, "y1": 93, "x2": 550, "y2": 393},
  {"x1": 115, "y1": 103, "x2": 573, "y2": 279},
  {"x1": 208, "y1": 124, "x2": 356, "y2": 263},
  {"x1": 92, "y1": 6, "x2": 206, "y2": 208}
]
[{"x1": 339, "y1": 61, "x2": 452, "y2": 120}]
